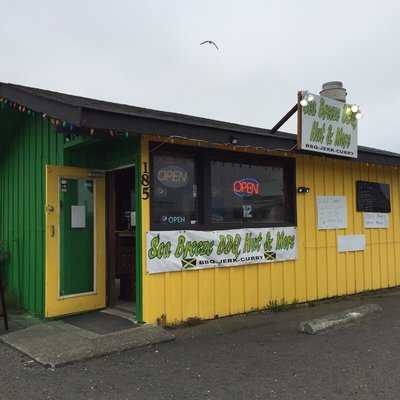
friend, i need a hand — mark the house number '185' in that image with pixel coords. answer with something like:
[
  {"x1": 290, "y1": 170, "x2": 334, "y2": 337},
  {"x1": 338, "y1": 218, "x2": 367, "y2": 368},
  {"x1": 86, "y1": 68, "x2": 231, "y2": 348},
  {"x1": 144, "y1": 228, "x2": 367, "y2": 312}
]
[{"x1": 142, "y1": 162, "x2": 150, "y2": 199}]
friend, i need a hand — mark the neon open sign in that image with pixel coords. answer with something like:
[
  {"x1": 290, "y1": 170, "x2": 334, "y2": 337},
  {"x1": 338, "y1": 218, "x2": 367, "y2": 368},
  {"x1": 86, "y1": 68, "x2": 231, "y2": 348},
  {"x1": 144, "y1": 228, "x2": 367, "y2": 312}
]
[
  {"x1": 157, "y1": 165, "x2": 188, "y2": 188},
  {"x1": 233, "y1": 178, "x2": 261, "y2": 197}
]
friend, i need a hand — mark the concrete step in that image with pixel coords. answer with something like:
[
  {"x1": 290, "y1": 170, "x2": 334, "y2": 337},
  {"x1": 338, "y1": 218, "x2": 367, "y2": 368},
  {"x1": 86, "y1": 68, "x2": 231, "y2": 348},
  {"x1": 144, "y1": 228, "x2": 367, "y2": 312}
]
[{"x1": 0, "y1": 320, "x2": 174, "y2": 368}]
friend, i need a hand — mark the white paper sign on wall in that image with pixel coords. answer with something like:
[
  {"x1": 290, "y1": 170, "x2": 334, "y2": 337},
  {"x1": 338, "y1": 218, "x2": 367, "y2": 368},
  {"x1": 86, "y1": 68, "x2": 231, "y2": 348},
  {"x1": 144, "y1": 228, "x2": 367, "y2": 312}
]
[
  {"x1": 363, "y1": 212, "x2": 389, "y2": 229},
  {"x1": 337, "y1": 235, "x2": 365, "y2": 253},
  {"x1": 317, "y1": 196, "x2": 347, "y2": 230}
]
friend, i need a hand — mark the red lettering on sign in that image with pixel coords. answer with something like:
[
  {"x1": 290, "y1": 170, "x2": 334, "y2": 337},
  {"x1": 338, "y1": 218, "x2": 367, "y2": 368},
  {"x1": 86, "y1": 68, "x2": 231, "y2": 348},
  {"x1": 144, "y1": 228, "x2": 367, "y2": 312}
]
[{"x1": 233, "y1": 179, "x2": 261, "y2": 197}]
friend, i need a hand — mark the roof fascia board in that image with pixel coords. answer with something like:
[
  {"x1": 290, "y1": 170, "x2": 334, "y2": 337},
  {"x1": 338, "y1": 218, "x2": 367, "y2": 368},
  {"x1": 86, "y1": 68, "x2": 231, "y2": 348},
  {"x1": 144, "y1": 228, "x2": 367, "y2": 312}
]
[
  {"x1": 80, "y1": 106, "x2": 294, "y2": 140},
  {"x1": 81, "y1": 108, "x2": 400, "y2": 165},
  {"x1": 80, "y1": 107, "x2": 296, "y2": 150},
  {"x1": 0, "y1": 84, "x2": 82, "y2": 126},
  {"x1": 357, "y1": 151, "x2": 400, "y2": 167},
  {"x1": 2, "y1": 83, "x2": 400, "y2": 167}
]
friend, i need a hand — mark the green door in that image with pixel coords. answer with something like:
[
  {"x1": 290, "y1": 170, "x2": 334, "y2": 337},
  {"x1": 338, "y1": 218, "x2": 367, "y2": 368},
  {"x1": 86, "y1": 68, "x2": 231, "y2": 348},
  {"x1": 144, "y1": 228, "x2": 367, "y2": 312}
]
[{"x1": 59, "y1": 178, "x2": 94, "y2": 296}]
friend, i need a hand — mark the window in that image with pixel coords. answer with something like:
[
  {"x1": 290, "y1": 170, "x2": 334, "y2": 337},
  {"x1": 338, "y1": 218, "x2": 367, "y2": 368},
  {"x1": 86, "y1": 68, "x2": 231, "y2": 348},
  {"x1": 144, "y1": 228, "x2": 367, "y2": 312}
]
[
  {"x1": 211, "y1": 161, "x2": 287, "y2": 226},
  {"x1": 152, "y1": 153, "x2": 199, "y2": 227},
  {"x1": 150, "y1": 144, "x2": 295, "y2": 230}
]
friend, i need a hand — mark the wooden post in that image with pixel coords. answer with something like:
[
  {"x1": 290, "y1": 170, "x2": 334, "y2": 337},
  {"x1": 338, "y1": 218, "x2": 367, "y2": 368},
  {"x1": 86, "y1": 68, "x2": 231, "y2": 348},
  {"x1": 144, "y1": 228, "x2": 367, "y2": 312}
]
[
  {"x1": 106, "y1": 171, "x2": 118, "y2": 307},
  {"x1": 270, "y1": 104, "x2": 298, "y2": 134},
  {"x1": 297, "y1": 91, "x2": 303, "y2": 150}
]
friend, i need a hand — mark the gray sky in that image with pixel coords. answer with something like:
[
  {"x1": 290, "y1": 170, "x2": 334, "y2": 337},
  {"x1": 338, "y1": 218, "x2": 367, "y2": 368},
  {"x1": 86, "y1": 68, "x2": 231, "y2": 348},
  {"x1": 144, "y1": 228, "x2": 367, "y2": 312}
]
[{"x1": 2, "y1": 1, "x2": 399, "y2": 151}]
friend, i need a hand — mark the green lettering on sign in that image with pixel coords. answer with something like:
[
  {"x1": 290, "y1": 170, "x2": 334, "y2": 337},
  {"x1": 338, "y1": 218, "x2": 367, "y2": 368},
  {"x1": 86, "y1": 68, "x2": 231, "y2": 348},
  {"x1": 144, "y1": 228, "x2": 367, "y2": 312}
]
[
  {"x1": 310, "y1": 121, "x2": 325, "y2": 143},
  {"x1": 243, "y1": 232, "x2": 263, "y2": 253},
  {"x1": 175, "y1": 235, "x2": 214, "y2": 258},
  {"x1": 263, "y1": 232, "x2": 273, "y2": 251},
  {"x1": 148, "y1": 235, "x2": 172, "y2": 260},
  {"x1": 275, "y1": 231, "x2": 295, "y2": 251},
  {"x1": 334, "y1": 127, "x2": 351, "y2": 149},
  {"x1": 217, "y1": 234, "x2": 241, "y2": 258}
]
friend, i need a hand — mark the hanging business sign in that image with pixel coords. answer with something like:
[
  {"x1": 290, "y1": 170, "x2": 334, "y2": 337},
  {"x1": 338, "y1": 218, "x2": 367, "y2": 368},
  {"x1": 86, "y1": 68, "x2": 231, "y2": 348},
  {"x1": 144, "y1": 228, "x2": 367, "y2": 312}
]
[
  {"x1": 298, "y1": 92, "x2": 358, "y2": 158},
  {"x1": 147, "y1": 227, "x2": 297, "y2": 274}
]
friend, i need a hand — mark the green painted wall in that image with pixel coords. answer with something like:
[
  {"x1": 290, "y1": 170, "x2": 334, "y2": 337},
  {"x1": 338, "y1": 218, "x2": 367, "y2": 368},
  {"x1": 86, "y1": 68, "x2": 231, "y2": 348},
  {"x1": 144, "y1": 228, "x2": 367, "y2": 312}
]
[
  {"x1": 0, "y1": 106, "x2": 63, "y2": 316},
  {"x1": 0, "y1": 106, "x2": 141, "y2": 318},
  {"x1": 64, "y1": 136, "x2": 137, "y2": 170}
]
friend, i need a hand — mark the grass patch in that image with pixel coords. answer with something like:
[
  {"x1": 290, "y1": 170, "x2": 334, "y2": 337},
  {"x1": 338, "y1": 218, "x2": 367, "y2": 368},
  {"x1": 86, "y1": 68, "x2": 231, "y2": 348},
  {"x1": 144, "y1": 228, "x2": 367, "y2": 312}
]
[
  {"x1": 157, "y1": 315, "x2": 204, "y2": 329},
  {"x1": 267, "y1": 299, "x2": 289, "y2": 312},
  {"x1": 266, "y1": 298, "x2": 299, "y2": 312},
  {"x1": 181, "y1": 317, "x2": 203, "y2": 327}
]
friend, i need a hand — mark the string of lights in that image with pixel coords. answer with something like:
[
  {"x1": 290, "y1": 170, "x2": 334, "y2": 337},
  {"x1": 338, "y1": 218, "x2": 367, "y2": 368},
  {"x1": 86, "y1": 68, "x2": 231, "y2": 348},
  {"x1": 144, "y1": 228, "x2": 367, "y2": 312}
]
[
  {"x1": 150, "y1": 134, "x2": 297, "y2": 154},
  {"x1": 0, "y1": 96, "x2": 130, "y2": 139}
]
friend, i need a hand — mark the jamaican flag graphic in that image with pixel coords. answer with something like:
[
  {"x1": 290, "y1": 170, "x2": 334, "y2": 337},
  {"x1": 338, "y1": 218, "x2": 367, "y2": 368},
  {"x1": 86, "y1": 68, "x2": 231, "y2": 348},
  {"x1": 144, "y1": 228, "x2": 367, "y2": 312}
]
[
  {"x1": 264, "y1": 251, "x2": 276, "y2": 261},
  {"x1": 181, "y1": 258, "x2": 197, "y2": 269}
]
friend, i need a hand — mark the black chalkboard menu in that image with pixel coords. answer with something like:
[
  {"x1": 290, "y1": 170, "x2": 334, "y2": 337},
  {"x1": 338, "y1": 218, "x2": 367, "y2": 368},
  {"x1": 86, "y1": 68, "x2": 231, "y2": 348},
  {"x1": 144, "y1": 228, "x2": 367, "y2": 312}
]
[{"x1": 356, "y1": 181, "x2": 391, "y2": 213}]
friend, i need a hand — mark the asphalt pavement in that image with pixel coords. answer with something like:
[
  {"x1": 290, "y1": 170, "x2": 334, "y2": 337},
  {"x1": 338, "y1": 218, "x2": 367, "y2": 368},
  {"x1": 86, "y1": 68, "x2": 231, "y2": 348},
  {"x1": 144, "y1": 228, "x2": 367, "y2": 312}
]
[{"x1": 2, "y1": 290, "x2": 400, "y2": 400}]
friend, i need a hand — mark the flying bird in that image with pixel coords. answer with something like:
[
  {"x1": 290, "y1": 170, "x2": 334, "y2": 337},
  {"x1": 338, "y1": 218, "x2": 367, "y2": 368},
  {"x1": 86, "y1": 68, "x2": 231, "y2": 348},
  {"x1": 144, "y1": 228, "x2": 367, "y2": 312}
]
[{"x1": 200, "y1": 40, "x2": 219, "y2": 50}]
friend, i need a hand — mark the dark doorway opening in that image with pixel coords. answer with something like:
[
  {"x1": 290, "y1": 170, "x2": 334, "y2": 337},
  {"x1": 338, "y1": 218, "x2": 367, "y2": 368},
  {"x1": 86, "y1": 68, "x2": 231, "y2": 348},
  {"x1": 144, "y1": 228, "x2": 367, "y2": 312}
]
[{"x1": 106, "y1": 165, "x2": 136, "y2": 315}]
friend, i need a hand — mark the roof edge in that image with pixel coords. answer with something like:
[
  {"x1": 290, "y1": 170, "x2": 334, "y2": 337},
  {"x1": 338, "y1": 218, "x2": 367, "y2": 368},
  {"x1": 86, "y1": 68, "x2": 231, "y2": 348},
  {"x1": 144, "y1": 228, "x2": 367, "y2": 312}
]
[{"x1": 1, "y1": 82, "x2": 400, "y2": 165}]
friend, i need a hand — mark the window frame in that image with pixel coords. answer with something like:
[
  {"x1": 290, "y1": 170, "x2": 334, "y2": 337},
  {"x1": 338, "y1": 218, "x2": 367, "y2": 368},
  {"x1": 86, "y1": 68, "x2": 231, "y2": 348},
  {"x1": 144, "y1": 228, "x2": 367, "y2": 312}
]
[
  {"x1": 150, "y1": 142, "x2": 296, "y2": 231},
  {"x1": 150, "y1": 144, "x2": 204, "y2": 231},
  {"x1": 356, "y1": 181, "x2": 391, "y2": 213}
]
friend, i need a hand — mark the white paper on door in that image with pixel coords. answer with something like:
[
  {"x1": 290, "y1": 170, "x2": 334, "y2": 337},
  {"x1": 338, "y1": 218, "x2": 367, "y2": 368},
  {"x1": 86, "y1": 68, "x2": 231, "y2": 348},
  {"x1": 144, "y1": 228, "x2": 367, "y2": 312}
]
[{"x1": 71, "y1": 205, "x2": 86, "y2": 228}]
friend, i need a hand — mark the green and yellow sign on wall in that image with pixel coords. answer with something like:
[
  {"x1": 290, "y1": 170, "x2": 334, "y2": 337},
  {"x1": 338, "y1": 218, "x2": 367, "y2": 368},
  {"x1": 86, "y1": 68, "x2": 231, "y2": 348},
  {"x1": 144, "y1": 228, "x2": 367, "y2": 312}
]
[{"x1": 146, "y1": 227, "x2": 297, "y2": 274}]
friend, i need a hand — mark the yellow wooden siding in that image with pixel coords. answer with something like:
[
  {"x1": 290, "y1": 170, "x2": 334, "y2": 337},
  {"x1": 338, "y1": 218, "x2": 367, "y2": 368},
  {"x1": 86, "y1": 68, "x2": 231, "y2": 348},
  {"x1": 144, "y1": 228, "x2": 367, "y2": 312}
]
[{"x1": 140, "y1": 136, "x2": 400, "y2": 324}]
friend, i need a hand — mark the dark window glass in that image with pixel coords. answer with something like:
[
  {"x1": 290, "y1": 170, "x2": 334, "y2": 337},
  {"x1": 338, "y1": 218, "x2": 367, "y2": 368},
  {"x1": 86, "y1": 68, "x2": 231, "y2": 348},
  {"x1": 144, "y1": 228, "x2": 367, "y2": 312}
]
[
  {"x1": 210, "y1": 161, "x2": 288, "y2": 226},
  {"x1": 150, "y1": 144, "x2": 296, "y2": 230},
  {"x1": 152, "y1": 154, "x2": 198, "y2": 227},
  {"x1": 356, "y1": 181, "x2": 391, "y2": 213}
]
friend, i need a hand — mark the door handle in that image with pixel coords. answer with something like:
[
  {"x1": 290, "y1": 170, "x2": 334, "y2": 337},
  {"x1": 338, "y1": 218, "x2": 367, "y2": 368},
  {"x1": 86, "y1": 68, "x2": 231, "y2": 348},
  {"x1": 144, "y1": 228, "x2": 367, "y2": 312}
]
[{"x1": 50, "y1": 225, "x2": 55, "y2": 238}]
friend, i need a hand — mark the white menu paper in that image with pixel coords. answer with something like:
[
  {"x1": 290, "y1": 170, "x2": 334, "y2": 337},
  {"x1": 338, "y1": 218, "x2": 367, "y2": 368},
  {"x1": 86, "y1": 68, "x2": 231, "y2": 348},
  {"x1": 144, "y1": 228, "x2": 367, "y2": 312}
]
[
  {"x1": 317, "y1": 196, "x2": 347, "y2": 230},
  {"x1": 364, "y1": 213, "x2": 389, "y2": 229}
]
